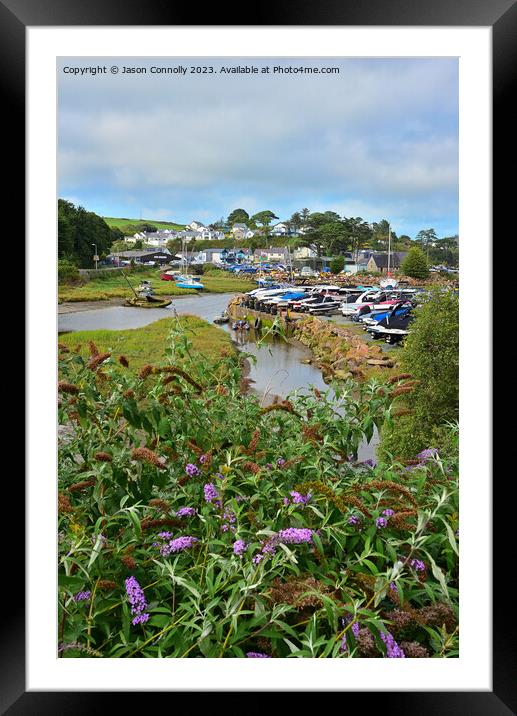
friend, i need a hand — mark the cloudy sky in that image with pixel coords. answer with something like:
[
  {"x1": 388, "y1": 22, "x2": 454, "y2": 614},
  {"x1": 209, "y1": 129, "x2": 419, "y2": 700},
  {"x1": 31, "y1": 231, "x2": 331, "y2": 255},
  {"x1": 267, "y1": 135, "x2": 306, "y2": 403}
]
[{"x1": 58, "y1": 57, "x2": 458, "y2": 238}]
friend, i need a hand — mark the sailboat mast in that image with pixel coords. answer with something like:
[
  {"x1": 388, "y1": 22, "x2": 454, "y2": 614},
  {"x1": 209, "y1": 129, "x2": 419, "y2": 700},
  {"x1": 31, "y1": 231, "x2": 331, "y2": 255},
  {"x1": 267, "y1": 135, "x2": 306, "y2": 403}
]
[{"x1": 387, "y1": 223, "x2": 391, "y2": 275}]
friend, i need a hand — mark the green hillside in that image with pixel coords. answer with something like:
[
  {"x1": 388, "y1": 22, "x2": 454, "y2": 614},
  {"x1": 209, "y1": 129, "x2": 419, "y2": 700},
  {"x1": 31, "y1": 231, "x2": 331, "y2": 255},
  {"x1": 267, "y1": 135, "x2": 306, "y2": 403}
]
[{"x1": 103, "y1": 216, "x2": 186, "y2": 232}]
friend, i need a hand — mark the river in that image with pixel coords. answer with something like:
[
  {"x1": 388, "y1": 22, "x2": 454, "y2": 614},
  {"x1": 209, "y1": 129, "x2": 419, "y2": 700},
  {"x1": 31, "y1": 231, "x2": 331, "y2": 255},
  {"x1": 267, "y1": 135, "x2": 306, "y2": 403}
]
[{"x1": 58, "y1": 293, "x2": 378, "y2": 459}]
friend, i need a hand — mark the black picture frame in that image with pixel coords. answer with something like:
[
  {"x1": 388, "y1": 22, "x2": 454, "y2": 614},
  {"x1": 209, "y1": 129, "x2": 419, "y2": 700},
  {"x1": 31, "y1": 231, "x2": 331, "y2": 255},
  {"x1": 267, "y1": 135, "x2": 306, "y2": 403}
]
[{"x1": 10, "y1": 0, "x2": 508, "y2": 711}]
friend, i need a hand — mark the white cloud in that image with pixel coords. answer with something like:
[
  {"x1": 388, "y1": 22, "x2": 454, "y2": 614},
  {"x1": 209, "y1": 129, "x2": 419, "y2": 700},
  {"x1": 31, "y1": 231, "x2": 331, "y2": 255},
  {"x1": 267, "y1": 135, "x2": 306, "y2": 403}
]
[{"x1": 58, "y1": 57, "x2": 458, "y2": 233}]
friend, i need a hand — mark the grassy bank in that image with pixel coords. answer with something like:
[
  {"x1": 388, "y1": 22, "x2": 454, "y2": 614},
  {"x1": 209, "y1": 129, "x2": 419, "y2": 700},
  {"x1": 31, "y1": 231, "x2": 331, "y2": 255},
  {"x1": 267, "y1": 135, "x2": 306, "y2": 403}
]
[
  {"x1": 59, "y1": 315, "x2": 236, "y2": 371},
  {"x1": 58, "y1": 270, "x2": 254, "y2": 302}
]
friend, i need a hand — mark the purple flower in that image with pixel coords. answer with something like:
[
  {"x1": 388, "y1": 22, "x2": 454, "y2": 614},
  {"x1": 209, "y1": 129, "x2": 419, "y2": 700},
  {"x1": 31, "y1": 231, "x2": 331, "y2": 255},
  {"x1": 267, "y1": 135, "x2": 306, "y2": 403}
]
[
  {"x1": 277, "y1": 528, "x2": 313, "y2": 544},
  {"x1": 74, "y1": 591, "x2": 91, "y2": 602},
  {"x1": 375, "y1": 517, "x2": 388, "y2": 529},
  {"x1": 416, "y1": 448, "x2": 439, "y2": 462},
  {"x1": 348, "y1": 515, "x2": 360, "y2": 526},
  {"x1": 223, "y1": 509, "x2": 236, "y2": 523},
  {"x1": 283, "y1": 497, "x2": 290, "y2": 506},
  {"x1": 176, "y1": 507, "x2": 197, "y2": 518},
  {"x1": 185, "y1": 463, "x2": 200, "y2": 477},
  {"x1": 132, "y1": 613, "x2": 150, "y2": 626},
  {"x1": 289, "y1": 491, "x2": 312, "y2": 505},
  {"x1": 380, "y1": 630, "x2": 405, "y2": 658},
  {"x1": 157, "y1": 531, "x2": 173, "y2": 538},
  {"x1": 233, "y1": 539, "x2": 247, "y2": 557},
  {"x1": 265, "y1": 463, "x2": 273, "y2": 470},
  {"x1": 276, "y1": 458, "x2": 286, "y2": 467},
  {"x1": 125, "y1": 576, "x2": 149, "y2": 625},
  {"x1": 160, "y1": 535, "x2": 198, "y2": 556},
  {"x1": 383, "y1": 509, "x2": 395, "y2": 517},
  {"x1": 246, "y1": 652, "x2": 271, "y2": 658},
  {"x1": 253, "y1": 528, "x2": 314, "y2": 564},
  {"x1": 410, "y1": 559, "x2": 425, "y2": 572},
  {"x1": 199, "y1": 454, "x2": 209, "y2": 464},
  {"x1": 203, "y1": 483, "x2": 219, "y2": 503},
  {"x1": 390, "y1": 581, "x2": 398, "y2": 593},
  {"x1": 215, "y1": 473, "x2": 225, "y2": 480}
]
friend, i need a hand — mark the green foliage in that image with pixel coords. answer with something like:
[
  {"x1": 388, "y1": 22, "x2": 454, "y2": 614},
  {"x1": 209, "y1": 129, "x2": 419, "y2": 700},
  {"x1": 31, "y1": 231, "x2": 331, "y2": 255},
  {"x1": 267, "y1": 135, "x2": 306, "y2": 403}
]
[
  {"x1": 379, "y1": 289, "x2": 459, "y2": 459},
  {"x1": 250, "y1": 210, "x2": 279, "y2": 228},
  {"x1": 58, "y1": 258, "x2": 82, "y2": 284},
  {"x1": 227, "y1": 208, "x2": 250, "y2": 226},
  {"x1": 58, "y1": 199, "x2": 114, "y2": 268},
  {"x1": 58, "y1": 319, "x2": 458, "y2": 658},
  {"x1": 401, "y1": 247, "x2": 429, "y2": 279},
  {"x1": 329, "y1": 256, "x2": 346, "y2": 274}
]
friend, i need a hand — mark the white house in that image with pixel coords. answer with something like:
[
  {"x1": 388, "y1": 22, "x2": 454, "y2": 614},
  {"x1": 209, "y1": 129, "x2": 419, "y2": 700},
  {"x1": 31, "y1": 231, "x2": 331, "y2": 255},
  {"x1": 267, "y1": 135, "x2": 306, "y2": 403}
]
[
  {"x1": 292, "y1": 246, "x2": 317, "y2": 260},
  {"x1": 271, "y1": 222, "x2": 289, "y2": 236},
  {"x1": 187, "y1": 220, "x2": 207, "y2": 231}
]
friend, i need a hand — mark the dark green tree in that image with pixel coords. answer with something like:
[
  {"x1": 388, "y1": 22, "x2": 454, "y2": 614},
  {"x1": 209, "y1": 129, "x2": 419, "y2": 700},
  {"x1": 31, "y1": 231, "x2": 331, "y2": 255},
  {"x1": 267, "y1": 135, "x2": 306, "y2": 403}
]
[
  {"x1": 300, "y1": 208, "x2": 311, "y2": 227},
  {"x1": 370, "y1": 220, "x2": 397, "y2": 251},
  {"x1": 415, "y1": 228, "x2": 438, "y2": 262},
  {"x1": 227, "y1": 209, "x2": 249, "y2": 226},
  {"x1": 250, "y1": 210, "x2": 279, "y2": 241},
  {"x1": 401, "y1": 246, "x2": 429, "y2": 279},
  {"x1": 289, "y1": 212, "x2": 303, "y2": 233},
  {"x1": 58, "y1": 199, "x2": 113, "y2": 267}
]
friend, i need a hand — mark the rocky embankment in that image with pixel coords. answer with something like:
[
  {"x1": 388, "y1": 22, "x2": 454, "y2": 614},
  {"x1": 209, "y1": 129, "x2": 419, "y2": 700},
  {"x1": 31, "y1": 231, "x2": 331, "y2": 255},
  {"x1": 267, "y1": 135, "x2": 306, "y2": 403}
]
[{"x1": 292, "y1": 316, "x2": 397, "y2": 381}]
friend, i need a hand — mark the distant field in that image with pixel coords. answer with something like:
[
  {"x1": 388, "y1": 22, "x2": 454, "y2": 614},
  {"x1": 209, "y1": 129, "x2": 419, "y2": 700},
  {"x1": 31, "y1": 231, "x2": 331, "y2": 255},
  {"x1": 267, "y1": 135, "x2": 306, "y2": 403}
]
[{"x1": 103, "y1": 217, "x2": 186, "y2": 231}]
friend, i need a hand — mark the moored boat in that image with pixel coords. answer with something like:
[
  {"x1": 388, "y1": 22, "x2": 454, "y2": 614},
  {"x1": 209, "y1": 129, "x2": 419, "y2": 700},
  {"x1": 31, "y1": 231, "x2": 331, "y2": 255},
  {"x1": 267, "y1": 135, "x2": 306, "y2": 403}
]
[
  {"x1": 213, "y1": 311, "x2": 230, "y2": 324},
  {"x1": 124, "y1": 295, "x2": 172, "y2": 308},
  {"x1": 175, "y1": 277, "x2": 205, "y2": 290}
]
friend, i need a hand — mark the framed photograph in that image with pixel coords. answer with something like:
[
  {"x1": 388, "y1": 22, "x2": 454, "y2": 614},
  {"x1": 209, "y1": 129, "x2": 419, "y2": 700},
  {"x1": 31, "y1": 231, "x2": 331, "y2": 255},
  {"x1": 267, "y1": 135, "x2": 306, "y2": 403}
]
[{"x1": 10, "y1": 0, "x2": 508, "y2": 709}]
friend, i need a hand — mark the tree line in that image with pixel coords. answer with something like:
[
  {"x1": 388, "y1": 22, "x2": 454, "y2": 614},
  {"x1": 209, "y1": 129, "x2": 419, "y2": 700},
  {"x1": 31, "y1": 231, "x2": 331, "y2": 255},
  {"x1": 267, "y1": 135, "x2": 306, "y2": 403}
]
[
  {"x1": 58, "y1": 199, "x2": 458, "y2": 270},
  {"x1": 58, "y1": 200, "x2": 124, "y2": 268}
]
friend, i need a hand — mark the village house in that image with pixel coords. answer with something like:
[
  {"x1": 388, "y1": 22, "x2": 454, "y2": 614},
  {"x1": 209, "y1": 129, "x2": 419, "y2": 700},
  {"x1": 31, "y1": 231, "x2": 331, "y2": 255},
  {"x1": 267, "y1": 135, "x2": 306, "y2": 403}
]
[
  {"x1": 367, "y1": 252, "x2": 408, "y2": 273},
  {"x1": 254, "y1": 247, "x2": 290, "y2": 263},
  {"x1": 292, "y1": 246, "x2": 317, "y2": 260},
  {"x1": 231, "y1": 223, "x2": 255, "y2": 240},
  {"x1": 186, "y1": 220, "x2": 206, "y2": 231},
  {"x1": 271, "y1": 222, "x2": 289, "y2": 236}
]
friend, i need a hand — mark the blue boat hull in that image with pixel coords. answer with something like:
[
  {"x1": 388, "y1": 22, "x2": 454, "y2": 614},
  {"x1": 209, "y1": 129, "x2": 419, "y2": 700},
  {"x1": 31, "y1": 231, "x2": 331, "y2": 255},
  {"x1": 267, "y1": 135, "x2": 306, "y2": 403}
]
[{"x1": 175, "y1": 282, "x2": 204, "y2": 290}]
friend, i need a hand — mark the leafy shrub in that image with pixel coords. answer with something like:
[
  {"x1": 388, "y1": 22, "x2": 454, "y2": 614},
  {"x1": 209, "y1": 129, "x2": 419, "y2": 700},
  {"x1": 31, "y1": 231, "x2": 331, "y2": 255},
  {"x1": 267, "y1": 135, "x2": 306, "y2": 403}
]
[
  {"x1": 58, "y1": 259, "x2": 82, "y2": 285},
  {"x1": 329, "y1": 256, "x2": 345, "y2": 274},
  {"x1": 379, "y1": 288, "x2": 459, "y2": 459},
  {"x1": 58, "y1": 318, "x2": 458, "y2": 658}
]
